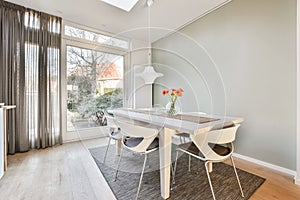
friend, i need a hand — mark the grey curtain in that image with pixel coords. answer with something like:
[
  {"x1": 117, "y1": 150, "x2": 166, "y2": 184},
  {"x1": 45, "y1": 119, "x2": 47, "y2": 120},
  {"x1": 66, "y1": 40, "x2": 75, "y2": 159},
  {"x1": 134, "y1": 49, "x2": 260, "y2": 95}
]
[
  {"x1": 0, "y1": 1, "x2": 62, "y2": 154},
  {"x1": 0, "y1": 0, "x2": 27, "y2": 153}
]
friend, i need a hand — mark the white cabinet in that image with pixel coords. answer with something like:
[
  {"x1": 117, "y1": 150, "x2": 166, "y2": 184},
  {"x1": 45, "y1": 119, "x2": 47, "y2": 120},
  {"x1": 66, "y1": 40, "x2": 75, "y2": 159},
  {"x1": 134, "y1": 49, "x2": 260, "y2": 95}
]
[
  {"x1": 0, "y1": 108, "x2": 4, "y2": 179},
  {"x1": 0, "y1": 105, "x2": 15, "y2": 179}
]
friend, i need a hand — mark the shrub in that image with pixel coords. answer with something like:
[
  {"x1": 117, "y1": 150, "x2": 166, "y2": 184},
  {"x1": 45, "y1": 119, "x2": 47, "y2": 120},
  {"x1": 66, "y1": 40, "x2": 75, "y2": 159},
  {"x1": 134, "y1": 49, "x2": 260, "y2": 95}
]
[{"x1": 77, "y1": 88, "x2": 123, "y2": 125}]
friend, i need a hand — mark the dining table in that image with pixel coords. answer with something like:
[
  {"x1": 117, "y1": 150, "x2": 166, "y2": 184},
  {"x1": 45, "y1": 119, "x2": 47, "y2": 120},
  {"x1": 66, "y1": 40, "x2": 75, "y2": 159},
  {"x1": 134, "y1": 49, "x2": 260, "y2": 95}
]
[{"x1": 113, "y1": 108, "x2": 244, "y2": 199}]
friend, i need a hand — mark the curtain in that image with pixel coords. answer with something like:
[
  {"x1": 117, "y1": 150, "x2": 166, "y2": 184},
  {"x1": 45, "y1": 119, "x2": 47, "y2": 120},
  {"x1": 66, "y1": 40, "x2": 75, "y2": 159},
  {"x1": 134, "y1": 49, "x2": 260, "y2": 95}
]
[
  {"x1": 0, "y1": 1, "x2": 62, "y2": 153},
  {"x1": 25, "y1": 10, "x2": 62, "y2": 149},
  {"x1": 0, "y1": 0, "x2": 27, "y2": 153}
]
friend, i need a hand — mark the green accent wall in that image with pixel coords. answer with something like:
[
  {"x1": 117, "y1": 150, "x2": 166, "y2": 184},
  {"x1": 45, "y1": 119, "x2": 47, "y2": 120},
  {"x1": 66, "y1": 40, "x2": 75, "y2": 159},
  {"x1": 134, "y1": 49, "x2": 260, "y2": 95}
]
[{"x1": 153, "y1": 0, "x2": 297, "y2": 170}]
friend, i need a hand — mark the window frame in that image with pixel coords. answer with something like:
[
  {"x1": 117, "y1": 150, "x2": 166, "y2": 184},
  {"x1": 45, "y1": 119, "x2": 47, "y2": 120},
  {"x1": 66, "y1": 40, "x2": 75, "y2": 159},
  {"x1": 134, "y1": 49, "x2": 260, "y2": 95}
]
[
  {"x1": 63, "y1": 20, "x2": 130, "y2": 51},
  {"x1": 61, "y1": 20, "x2": 131, "y2": 142}
]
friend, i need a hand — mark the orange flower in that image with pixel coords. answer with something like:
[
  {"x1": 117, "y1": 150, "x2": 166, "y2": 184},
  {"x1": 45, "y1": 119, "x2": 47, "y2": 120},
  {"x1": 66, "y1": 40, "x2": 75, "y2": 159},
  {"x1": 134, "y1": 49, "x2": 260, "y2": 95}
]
[
  {"x1": 175, "y1": 89, "x2": 183, "y2": 97},
  {"x1": 162, "y1": 88, "x2": 184, "y2": 97},
  {"x1": 170, "y1": 89, "x2": 177, "y2": 96},
  {"x1": 162, "y1": 90, "x2": 169, "y2": 96}
]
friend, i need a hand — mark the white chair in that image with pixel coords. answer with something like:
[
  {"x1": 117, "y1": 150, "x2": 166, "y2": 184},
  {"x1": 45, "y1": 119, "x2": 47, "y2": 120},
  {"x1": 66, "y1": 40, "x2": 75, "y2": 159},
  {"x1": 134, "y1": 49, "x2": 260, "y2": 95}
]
[
  {"x1": 103, "y1": 113, "x2": 122, "y2": 163},
  {"x1": 172, "y1": 124, "x2": 244, "y2": 200},
  {"x1": 114, "y1": 119, "x2": 159, "y2": 200},
  {"x1": 175, "y1": 111, "x2": 207, "y2": 171},
  {"x1": 176, "y1": 112, "x2": 207, "y2": 143}
]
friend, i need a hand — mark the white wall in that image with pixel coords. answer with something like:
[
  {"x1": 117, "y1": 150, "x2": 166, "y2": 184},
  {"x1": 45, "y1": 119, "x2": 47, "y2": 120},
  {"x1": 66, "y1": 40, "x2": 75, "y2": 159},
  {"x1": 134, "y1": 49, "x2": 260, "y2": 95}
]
[
  {"x1": 130, "y1": 39, "x2": 153, "y2": 108},
  {"x1": 296, "y1": 0, "x2": 300, "y2": 184},
  {"x1": 153, "y1": 0, "x2": 297, "y2": 170}
]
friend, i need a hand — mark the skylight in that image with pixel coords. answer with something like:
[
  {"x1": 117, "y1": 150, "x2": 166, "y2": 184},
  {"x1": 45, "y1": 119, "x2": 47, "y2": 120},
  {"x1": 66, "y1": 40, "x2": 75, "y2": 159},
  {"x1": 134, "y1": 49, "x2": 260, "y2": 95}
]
[{"x1": 101, "y1": 0, "x2": 140, "y2": 12}]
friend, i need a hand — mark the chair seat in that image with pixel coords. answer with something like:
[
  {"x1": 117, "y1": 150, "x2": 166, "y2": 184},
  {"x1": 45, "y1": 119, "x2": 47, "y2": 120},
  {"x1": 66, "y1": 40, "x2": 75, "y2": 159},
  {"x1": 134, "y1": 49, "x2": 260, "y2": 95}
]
[
  {"x1": 177, "y1": 142, "x2": 232, "y2": 159},
  {"x1": 110, "y1": 130, "x2": 122, "y2": 140},
  {"x1": 124, "y1": 137, "x2": 159, "y2": 151}
]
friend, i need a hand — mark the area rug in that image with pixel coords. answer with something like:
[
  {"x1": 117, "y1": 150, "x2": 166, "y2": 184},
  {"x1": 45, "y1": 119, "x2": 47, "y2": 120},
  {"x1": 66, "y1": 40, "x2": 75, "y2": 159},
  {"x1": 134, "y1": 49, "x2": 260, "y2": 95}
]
[{"x1": 89, "y1": 145, "x2": 265, "y2": 200}]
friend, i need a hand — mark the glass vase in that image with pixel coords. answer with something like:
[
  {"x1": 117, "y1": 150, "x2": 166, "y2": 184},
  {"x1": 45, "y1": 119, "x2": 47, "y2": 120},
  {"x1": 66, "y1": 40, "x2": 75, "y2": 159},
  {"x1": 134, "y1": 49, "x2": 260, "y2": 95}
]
[
  {"x1": 166, "y1": 101, "x2": 179, "y2": 115},
  {"x1": 168, "y1": 101, "x2": 176, "y2": 115}
]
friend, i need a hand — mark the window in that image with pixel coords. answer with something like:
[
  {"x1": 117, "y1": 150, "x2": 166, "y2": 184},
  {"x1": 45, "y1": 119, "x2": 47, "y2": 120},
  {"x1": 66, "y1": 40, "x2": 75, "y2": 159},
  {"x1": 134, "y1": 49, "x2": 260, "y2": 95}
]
[
  {"x1": 66, "y1": 46, "x2": 124, "y2": 131},
  {"x1": 65, "y1": 25, "x2": 129, "y2": 49},
  {"x1": 62, "y1": 22, "x2": 128, "y2": 137}
]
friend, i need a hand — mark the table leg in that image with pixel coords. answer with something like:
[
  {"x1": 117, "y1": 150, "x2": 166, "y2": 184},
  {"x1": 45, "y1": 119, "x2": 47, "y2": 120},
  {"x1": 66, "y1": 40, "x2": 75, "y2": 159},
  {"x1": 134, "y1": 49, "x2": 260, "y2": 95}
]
[
  {"x1": 116, "y1": 140, "x2": 121, "y2": 156},
  {"x1": 159, "y1": 127, "x2": 175, "y2": 199}
]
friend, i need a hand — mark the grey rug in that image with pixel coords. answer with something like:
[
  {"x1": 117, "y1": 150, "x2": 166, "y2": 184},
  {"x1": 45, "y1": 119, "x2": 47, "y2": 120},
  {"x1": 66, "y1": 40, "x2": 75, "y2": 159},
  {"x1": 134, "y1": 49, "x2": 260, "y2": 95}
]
[{"x1": 89, "y1": 145, "x2": 265, "y2": 200}]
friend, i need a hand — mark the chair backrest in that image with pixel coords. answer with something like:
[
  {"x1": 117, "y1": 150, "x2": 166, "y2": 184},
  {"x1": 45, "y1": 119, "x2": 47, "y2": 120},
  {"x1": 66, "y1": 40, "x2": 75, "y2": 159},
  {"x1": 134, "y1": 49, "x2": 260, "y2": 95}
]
[
  {"x1": 105, "y1": 113, "x2": 119, "y2": 130},
  {"x1": 191, "y1": 124, "x2": 240, "y2": 161},
  {"x1": 116, "y1": 119, "x2": 159, "y2": 153}
]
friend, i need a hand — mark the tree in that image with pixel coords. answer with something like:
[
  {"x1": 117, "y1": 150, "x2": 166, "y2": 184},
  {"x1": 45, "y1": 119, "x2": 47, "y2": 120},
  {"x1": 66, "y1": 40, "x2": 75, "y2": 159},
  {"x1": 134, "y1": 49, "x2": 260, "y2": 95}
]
[
  {"x1": 67, "y1": 46, "x2": 107, "y2": 96},
  {"x1": 66, "y1": 26, "x2": 116, "y2": 99},
  {"x1": 66, "y1": 27, "x2": 124, "y2": 126},
  {"x1": 66, "y1": 47, "x2": 121, "y2": 113}
]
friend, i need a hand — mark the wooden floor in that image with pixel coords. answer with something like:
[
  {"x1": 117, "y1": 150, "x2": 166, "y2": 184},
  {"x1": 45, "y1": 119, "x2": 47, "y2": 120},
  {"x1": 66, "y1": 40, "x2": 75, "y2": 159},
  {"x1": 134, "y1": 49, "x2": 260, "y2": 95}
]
[
  {"x1": 0, "y1": 137, "x2": 300, "y2": 200},
  {"x1": 0, "y1": 138, "x2": 115, "y2": 200}
]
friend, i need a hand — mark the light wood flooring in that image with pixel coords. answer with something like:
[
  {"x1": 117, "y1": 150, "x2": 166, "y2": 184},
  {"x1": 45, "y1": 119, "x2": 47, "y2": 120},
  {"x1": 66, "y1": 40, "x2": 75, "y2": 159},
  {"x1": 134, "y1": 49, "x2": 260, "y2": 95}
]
[{"x1": 0, "y1": 137, "x2": 300, "y2": 200}]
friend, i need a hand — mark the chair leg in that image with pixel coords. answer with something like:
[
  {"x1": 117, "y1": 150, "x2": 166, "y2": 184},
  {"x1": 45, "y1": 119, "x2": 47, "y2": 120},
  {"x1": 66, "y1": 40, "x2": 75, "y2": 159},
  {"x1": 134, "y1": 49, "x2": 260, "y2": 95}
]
[
  {"x1": 230, "y1": 155, "x2": 244, "y2": 198},
  {"x1": 171, "y1": 151, "x2": 179, "y2": 189},
  {"x1": 103, "y1": 137, "x2": 112, "y2": 163},
  {"x1": 114, "y1": 146, "x2": 123, "y2": 181},
  {"x1": 170, "y1": 162, "x2": 174, "y2": 191},
  {"x1": 205, "y1": 162, "x2": 216, "y2": 200},
  {"x1": 136, "y1": 154, "x2": 148, "y2": 200},
  {"x1": 188, "y1": 155, "x2": 191, "y2": 172}
]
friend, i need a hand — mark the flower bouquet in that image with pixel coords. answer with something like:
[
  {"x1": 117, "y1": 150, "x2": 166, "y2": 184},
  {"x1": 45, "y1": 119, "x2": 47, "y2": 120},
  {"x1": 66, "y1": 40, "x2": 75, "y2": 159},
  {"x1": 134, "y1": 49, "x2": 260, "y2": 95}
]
[{"x1": 162, "y1": 88, "x2": 184, "y2": 115}]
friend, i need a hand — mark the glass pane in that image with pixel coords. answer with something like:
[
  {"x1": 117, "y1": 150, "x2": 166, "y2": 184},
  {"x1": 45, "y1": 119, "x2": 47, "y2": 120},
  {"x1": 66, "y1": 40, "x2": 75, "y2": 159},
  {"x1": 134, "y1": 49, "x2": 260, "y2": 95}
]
[
  {"x1": 66, "y1": 46, "x2": 124, "y2": 131},
  {"x1": 65, "y1": 25, "x2": 129, "y2": 49}
]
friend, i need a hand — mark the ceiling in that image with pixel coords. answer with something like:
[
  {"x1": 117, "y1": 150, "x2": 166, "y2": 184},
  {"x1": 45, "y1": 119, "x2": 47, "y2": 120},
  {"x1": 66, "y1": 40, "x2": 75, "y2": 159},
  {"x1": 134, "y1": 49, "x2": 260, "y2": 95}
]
[{"x1": 8, "y1": 0, "x2": 231, "y2": 42}]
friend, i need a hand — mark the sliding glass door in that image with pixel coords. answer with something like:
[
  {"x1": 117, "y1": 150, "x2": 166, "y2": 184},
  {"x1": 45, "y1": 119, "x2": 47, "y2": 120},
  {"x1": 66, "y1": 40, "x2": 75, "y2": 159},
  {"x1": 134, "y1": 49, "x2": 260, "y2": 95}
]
[
  {"x1": 66, "y1": 45, "x2": 124, "y2": 134},
  {"x1": 61, "y1": 22, "x2": 129, "y2": 141}
]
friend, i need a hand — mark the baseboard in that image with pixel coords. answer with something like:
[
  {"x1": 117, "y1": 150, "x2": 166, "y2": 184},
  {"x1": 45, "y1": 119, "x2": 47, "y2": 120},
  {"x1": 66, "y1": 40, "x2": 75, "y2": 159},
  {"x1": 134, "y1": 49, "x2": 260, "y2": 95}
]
[
  {"x1": 295, "y1": 176, "x2": 300, "y2": 185},
  {"x1": 233, "y1": 153, "x2": 297, "y2": 179},
  {"x1": 63, "y1": 126, "x2": 109, "y2": 143},
  {"x1": 63, "y1": 135, "x2": 106, "y2": 143}
]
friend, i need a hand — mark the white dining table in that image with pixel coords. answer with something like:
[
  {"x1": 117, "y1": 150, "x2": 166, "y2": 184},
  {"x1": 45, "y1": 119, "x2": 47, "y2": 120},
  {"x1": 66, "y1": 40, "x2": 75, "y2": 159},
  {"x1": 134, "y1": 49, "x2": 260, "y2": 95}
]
[{"x1": 113, "y1": 108, "x2": 244, "y2": 199}]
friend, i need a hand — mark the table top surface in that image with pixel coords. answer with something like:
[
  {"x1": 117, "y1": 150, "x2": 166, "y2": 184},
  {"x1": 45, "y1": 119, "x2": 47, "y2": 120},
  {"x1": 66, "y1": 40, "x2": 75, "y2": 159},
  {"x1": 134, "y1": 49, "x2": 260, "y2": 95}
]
[{"x1": 113, "y1": 108, "x2": 244, "y2": 134}]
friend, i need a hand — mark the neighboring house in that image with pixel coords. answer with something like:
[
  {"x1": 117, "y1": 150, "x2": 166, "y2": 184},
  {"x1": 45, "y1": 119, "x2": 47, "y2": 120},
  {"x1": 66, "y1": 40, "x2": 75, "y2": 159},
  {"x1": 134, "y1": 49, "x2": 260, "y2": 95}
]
[
  {"x1": 67, "y1": 62, "x2": 123, "y2": 96},
  {"x1": 97, "y1": 63, "x2": 123, "y2": 95}
]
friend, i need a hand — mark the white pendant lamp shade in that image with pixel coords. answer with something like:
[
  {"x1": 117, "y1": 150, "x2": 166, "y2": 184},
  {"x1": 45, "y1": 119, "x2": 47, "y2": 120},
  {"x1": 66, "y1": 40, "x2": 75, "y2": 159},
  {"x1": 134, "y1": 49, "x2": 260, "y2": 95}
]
[{"x1": 137, "y1": 66, "x2": 163, "y2": 84}]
